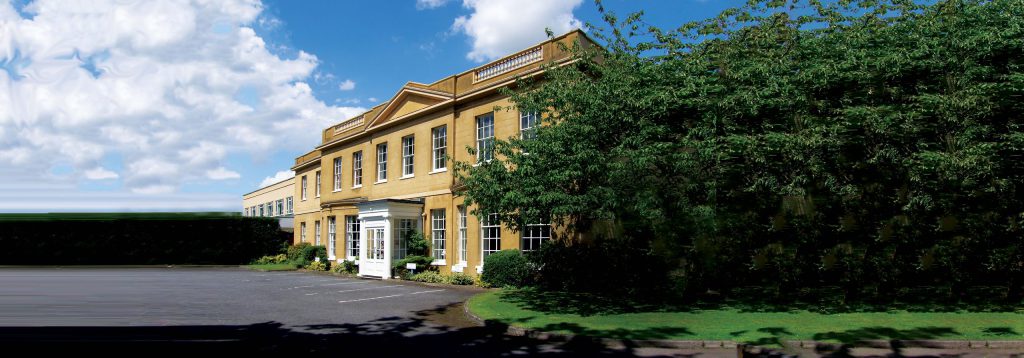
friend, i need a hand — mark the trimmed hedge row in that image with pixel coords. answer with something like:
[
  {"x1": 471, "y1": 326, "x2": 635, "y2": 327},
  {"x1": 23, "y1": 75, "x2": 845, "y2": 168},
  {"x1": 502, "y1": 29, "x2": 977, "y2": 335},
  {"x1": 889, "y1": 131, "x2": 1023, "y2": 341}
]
[{"x1": 0, "y1": 215, "x2": 289, "y2": 265}]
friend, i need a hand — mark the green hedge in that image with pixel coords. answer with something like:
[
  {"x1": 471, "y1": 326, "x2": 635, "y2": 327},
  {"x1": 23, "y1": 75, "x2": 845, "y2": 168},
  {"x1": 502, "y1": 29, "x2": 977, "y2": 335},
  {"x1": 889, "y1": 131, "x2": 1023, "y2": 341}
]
[{"x1": 0, "y1": 214, "x2": 289, "y2": 265}]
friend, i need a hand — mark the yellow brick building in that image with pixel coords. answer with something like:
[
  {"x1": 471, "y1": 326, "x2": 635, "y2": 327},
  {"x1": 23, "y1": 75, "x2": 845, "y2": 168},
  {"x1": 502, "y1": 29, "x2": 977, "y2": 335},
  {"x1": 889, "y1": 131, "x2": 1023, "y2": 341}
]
[{"x1": 292, "y1": 31, "x2": 591, "y2": 278}]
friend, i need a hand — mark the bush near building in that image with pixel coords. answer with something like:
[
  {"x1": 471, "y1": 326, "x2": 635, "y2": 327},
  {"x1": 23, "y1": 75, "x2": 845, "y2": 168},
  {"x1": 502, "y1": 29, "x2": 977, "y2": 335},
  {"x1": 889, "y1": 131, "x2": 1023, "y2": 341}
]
[
  {"x1": 0, "y1": 213, "x2": 287, "y2": 265},
  {"x1": 480, "y1": 250, "x2": 532, "y2": 288},
  {"x1": 456, "y1": 0, "x2": 1024, "y2": 304}
]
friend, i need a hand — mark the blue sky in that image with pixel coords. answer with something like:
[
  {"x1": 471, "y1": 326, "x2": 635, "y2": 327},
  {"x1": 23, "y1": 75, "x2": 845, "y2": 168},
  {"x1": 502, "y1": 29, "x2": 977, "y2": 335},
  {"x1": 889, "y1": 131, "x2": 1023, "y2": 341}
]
[{"x1": 0, "y1": 0, "x2": 743, "y2": 212}]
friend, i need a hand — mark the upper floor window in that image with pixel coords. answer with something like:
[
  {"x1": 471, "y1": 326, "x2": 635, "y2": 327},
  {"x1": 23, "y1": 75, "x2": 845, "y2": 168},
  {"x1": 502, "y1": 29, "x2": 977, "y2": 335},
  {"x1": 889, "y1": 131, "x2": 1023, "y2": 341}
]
[
  {"x1": 476, "y1": 113, "x2": 494, "y2": 163},
  {"x1": 266, "y1": 202, "x2": 273, "y2": 216},
  {"x1": 353, "y1": 151, "x2": 363, "y2": 187},
  {"x1": 333, "y1": 157, "x2": 342, "y2": 191},
  {"x1": 376, "y1": 143, "x2": 388, "y2": 182},
  {"x1": 520, "y1": 111, "x2": 539, "y2": 140},
  {"x1": 432, "y1": 125, "x2": 447, "y2": 171},
  {"x1": 286, "y1": 197, "x2": 293, "y2": 214},
  {"x1": 300, "y1": 175, "x2": 307, "y2": 200},
  {"x1": 276, "y1": 199, "x2": 284, "y2": 217},
  {"x1": 244, "y1": 207, "x2": 249, "y2": 217},
  {"x1": 258, "y1": 204, "x2": 264, "y2": 216},
  {"x1": 402, "y1": 135, "x2": 415, "y2": 177},
  {"x1": 315, "y1": 171, "x2": 321, "y2": 197}
]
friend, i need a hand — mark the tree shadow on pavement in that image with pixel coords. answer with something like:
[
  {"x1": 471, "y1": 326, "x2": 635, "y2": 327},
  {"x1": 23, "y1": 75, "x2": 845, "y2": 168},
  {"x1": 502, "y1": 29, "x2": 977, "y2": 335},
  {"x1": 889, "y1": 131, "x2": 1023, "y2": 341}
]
[{"x1": 0, "y1": 303, "x2": 705, "y2": 357}]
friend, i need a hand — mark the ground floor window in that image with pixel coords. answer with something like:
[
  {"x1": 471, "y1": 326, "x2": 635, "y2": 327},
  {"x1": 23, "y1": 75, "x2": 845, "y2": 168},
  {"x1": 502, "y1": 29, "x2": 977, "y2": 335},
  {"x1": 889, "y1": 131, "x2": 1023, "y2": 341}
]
[
  {"x1": 431, "y1": 209, "x2": 446, "y2": 260},
  {"x1": 314, "y1": 220, "x2": 321, "y2": 246},
  {"x1": 481, "y1": 213, "x2": 501, "y2": 259},
  {"x1": 521, "y1": 224, "x2": 550, "y2": 251},
  {"x1": 328, "y1": 217, "x2": 336, "y2": 258},
  {"x1": 458, "y1": 206, "x2": 467, "y2": 262},
  {"x1": 300, "y1": 222, "x2": 306, "y2": 243},
  {"x1": 393, "y1": 218, "x2": 417, "y2": 260},
  {"x1": 345, "y1": 216, "x2": 360, "y2": 260}
]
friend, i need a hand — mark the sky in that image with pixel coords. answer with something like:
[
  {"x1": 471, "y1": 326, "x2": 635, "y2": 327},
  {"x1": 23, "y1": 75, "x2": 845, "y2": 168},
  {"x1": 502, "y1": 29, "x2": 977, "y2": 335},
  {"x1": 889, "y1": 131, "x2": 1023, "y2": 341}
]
[{"x1": 0, "y1": 0, "x2": 743, "y2": 212}]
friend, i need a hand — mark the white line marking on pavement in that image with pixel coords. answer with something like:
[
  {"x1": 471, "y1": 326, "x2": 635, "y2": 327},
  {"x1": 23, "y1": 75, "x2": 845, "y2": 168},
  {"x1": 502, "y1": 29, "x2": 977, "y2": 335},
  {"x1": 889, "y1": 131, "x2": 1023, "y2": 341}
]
[
  {"x1": 305, "y1": 292, "x2": 319, "y2": 296},
  {"x1": 319, "y1": 281, "x2": 359, "y2": 286},
  {"x1": 337, "y1": 289, "x2": 445, "y2": 303},
  {"x1": 336, "y1": 285, "x2": 403, "y2": 293}
]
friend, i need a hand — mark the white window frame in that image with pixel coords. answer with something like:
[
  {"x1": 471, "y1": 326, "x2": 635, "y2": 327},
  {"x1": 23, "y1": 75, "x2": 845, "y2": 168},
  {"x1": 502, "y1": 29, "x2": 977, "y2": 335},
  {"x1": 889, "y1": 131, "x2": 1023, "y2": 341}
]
[
  {"x1": 266, "y1": 202, "x2": 273, "y2": 216},
  {"x1": 431, "y1": 125, "x2": 447, "y2": 172},
  {"x1": 521, "y1": 223, "x2": 550, "y2": 251},
  {"x1": 458, "y1": 206, "x2": 467, "y2": 263},
  {"x1": 315, "y1": 171, "x2": 321, "y2": 197},
  {"x1": 481, "y1": 213, "x2": 501, "y2": 260},
  {"x1": 376, "y1": 143, "x2": 388, "y2": 183},
  {"x1": 431, "y1": 209, "x2": 446, "y2": 262},
  {"x1": 345, "y1": 215, "x2": 360, "y2": 260},
  {"x1": 286, "y1": 197, "x2": 293, "y2": 214},
  {"x1": 314, "y1": 220, "x2": 321, "y2": 246},
  {"x1": 476, "y1": 113, "x2": 495, "y2": 163},
  {"x1": 328, "y1": 216, "x2": 337, "y2": 259},
  {"x1": 301, "y1": 176, "x2": 307, "y2": 200},
  {"x1": 276, "y1": 199, "x2": 284, "y2": 217},
  {"x1": 300, "y1": 222, "x2": 307, "y2": 243},
  {"x1": 352, "y1": 151, "x2": 363, "y2": 188},
  {"x1": 333, "y1": 157, "x2": 342, "y2": 191},
  {"x1": 520, "y1": 111, "x2": 539, "y2": 140},
  {"x1": 393, "y1": 218, "x2": 417, "y2": 260},
  {"x1": 401, "y1": 135, "x2": 415, "y2": 178},
  {"x1": 258, "y1": 204, "x2": 264, "y2": 217}
]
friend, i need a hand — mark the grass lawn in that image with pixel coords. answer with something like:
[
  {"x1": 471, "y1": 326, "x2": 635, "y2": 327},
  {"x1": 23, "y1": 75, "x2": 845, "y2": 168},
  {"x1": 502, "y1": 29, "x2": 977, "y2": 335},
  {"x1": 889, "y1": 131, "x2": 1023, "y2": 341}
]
[
  {"x1": 244, "y1": 263, "x2": 298, "y2": 271},
  {"x1": 467, "y1": 289, "x2": 1024, "y2": 345}
]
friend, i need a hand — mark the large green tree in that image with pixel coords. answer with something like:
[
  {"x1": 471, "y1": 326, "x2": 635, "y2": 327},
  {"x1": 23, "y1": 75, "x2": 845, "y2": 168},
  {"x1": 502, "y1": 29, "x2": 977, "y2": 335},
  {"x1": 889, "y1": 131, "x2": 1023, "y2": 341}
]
[{"x1": 456, "y1": 0, "x2": 1024, "y2": 299}]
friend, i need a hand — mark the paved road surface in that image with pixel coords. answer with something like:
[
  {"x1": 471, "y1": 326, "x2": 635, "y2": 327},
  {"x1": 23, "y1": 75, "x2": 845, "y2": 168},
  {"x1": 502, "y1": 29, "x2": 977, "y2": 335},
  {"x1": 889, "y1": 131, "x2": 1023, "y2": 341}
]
[{"x1": 0, "y1": 267, "x2": 734, "y2": 357}]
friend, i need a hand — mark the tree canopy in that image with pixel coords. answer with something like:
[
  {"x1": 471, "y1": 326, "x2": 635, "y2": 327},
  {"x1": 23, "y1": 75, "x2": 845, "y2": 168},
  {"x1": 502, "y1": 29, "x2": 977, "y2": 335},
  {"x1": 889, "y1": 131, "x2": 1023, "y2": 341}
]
[{"x1": 455, "y1": 0, "x2": 1024, "y2": 299}]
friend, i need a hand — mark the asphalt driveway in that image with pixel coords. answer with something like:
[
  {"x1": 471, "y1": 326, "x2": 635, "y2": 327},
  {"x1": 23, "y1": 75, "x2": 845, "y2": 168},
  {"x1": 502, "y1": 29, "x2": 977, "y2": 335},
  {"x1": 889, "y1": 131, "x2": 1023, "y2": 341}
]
[{"x1": 0, "y1": 267, "x2": 726, "y2": 357}]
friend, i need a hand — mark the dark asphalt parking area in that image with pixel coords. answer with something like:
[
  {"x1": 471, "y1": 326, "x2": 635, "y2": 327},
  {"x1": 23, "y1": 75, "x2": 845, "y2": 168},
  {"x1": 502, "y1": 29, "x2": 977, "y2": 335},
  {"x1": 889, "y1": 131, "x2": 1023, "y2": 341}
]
[{"x1": 0, "y1": 268, "x2": 731, "y2": 357}]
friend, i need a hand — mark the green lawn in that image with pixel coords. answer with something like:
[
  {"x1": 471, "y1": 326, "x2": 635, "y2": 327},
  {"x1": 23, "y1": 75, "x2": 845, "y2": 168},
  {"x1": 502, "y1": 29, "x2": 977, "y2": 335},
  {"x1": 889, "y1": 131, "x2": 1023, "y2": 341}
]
[
  {"x1": 244, "y1": 263, "x2": 298, "y2": 271},
  {"x1": 467, "y1": 289, "x2": 1024, "y2": 345}
]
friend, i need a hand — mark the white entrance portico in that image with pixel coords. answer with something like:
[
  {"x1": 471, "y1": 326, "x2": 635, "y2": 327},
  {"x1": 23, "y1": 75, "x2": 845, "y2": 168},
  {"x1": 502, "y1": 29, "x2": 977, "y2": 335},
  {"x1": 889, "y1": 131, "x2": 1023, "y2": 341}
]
[{"x1": 356, "y1": 199, "x2": 423, "y2": 279}]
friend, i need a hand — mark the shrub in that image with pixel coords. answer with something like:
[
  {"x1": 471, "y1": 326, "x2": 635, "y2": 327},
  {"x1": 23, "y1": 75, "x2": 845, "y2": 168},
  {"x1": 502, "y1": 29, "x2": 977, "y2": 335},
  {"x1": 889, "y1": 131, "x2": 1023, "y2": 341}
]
[
  {"x1": 392, "y1": 255, "x2": 435, "y2": 279},
  {"x1": 286, "y1": 242, "x2": 311, "y2": 262},
  {"x1": 449, "y1": 272, "x2": 475, "y2": 286},
  {"x1": 305, "y1": 260, "x2": 328, "y2": 271},
  {"x1": 410, "y1": 271, "x2": 448, "y2": 284},
  {"x1": 481, "y1": 250, "x2": 533, "y2": 288},
  {"x1": 405, "y1": 231, "x2": 430, "y2": 257},
  {"x1": 341, "y1": 259, "x2": 358, "y2": 274},
  {"x1": 252, "y1": 254, "x2": 288, "y2": 265},
  {"x1": 530, "y1": 239, "x2": 668, "y2": 298}
]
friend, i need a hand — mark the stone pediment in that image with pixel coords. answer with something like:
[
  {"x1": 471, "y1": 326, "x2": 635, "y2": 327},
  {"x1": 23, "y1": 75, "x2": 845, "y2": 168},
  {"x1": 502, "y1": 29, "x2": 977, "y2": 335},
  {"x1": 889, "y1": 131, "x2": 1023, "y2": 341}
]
[{"x1": 366, "y1": 86, "x2": 453, "y2": 129}]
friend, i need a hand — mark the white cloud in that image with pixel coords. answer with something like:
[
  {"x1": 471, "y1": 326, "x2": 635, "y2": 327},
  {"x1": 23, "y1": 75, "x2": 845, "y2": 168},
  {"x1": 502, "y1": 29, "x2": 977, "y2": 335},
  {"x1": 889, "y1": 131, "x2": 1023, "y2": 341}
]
[
  {"x1": 368, "y1": 97, "x2": 378, "y2": 103},
  {"x1": 338, "y1": 79, "x2": 356, "y2": 91},
  {"x1": 0, "y1": 0, "x2": 366, "y2": 210},
  {"x1": 84, "y1": 167, "x2": 119, "y2": 180},
  {"x1": 259, "y1": 170, "x2": 294, "y2": 187},
  {"x1": 206, "y1": 167, "x2": 240, "y2": 180},
  {"x1": 452, "y1": 0, "x2": 583, "y2": 62},
  {"x1": 417, "y1": 0, "x2": 451, "y2": 10}
]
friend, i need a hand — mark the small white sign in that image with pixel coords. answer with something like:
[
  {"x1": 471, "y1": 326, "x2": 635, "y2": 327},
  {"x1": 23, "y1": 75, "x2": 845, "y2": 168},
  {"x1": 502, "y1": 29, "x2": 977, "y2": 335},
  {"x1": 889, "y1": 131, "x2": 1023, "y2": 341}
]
[{"x1": 405, "y1": 263, "x2": 417, "y2": 270}]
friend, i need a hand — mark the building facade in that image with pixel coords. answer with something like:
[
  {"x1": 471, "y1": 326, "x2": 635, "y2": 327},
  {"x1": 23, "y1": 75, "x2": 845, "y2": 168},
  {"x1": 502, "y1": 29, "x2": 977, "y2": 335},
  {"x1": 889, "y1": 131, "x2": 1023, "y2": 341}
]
[
  {"x1": 292, "y1": 31, "x2": 590, "y2": 278},
  {"x1": 242, "y1": 177, "x2": 295, "y2": 231}
]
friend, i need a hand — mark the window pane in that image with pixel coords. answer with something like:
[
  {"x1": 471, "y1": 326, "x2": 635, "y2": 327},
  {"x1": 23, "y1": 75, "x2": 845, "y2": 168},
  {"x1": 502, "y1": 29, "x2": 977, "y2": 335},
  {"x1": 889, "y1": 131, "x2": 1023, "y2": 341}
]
[
  {"x1": 377, "y1": 144, "x2": 387, "y2": 181},
  {"x1": 402, "y1": 136, "x2": 414, "y2": 176},
  {"x1": 431, "y1": 209, "x2": 446, "y2": 260},
  {"x1": 476, "y1": 113, "x2": 494, "y2": 162},
  {"x1": 353, "y1": 151, "x2": 362, "y2": 186}
]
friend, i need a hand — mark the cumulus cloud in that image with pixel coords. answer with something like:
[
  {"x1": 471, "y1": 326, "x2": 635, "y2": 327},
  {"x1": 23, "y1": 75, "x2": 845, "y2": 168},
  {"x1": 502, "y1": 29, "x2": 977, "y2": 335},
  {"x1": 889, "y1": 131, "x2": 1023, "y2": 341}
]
[
  {"x1": 452, "y1": 0, "x2": 583, "y2": 62},
  {"x1": 206, "y1": 167, "x2": 241, "y2": 180},
  {"x1": 417, "y1": 0, "x2": 451, "y2": 10},
  {"x1": 0, "y1": 0, "x2": 365, "y2": 210},
  {"x1": 259, "y1": 170, "x2": 294, "y2": 187},
  {"x1": 84, "y1": 167, "x2": 119, "y2": 180},
  {"x1": 338, "y1": 79, "x2": 356, "y2": 91}
]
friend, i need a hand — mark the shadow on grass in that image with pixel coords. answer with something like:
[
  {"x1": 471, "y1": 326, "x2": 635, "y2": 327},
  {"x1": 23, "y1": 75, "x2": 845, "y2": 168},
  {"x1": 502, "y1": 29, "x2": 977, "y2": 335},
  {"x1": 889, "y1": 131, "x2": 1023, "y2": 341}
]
[
  {"x1": 532, "y1": 322, "x2": 695, "y2": 341},
  {"x1": 0, "y1": 303, "x2": 671, "y2": 357},
  {"x1": 498, "y1": 286, "x2": 1024, "y2": 316}
]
